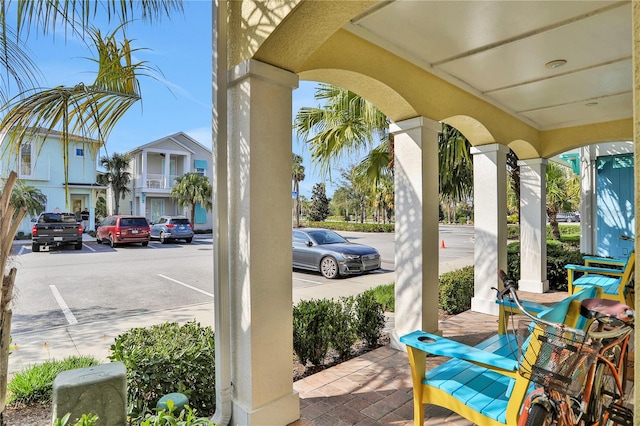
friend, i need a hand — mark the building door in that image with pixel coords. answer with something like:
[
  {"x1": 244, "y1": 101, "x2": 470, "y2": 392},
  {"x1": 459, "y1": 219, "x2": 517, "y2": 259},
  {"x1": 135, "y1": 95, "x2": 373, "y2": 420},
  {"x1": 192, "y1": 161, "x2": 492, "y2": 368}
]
[
  {"x1": 596, "y1": 154, "x2": 635, "y2": 258},
  {"x1": 71, "y1": 196, "x2": 84, "y2": 217},
  {"x1": 150, "y1": 199, "x2": 164, "y2": 223}
]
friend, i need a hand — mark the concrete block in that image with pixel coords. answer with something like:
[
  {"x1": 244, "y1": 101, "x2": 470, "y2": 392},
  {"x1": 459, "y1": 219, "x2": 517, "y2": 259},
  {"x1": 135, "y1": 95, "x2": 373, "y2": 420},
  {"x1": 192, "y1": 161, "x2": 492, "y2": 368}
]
[{"x1": 52, "y1": 362, "x2": 127, "y2": 426}]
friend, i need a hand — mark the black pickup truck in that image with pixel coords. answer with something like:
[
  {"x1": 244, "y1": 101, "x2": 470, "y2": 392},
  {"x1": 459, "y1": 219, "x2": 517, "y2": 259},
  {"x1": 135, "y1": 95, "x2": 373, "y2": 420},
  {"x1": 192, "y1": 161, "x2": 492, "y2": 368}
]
[{"x1": 31, "y1": 212, "x2": 83, "y2": 252}]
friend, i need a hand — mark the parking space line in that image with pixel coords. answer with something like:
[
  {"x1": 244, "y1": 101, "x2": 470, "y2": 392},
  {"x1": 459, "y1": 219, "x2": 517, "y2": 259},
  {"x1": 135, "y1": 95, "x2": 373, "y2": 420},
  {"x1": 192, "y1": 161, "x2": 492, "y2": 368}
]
[
  {"x1": 293, "y1": 277, "x2": 323, "y2": 285},
  {"x1": 84, "y1": 243, "x2": 96, "y2": 252},
  {"x1": 158, "y1": 274, "x2": 214, "y2": 298},
  {"x1": 49, "y1": 285, "x2": 78, "y2": 325}
]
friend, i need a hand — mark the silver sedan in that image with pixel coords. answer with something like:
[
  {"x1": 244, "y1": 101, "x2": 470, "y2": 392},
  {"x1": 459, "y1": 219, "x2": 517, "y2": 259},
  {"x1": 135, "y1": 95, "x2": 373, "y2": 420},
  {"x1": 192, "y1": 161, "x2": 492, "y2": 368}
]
[{"x1": 292, "y1": 228, "x2": 382, "y2": 279}]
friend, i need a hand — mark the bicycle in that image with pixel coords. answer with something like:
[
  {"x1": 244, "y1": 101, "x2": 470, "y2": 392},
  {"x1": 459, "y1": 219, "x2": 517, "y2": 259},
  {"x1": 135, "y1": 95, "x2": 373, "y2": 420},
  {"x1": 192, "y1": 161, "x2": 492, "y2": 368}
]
[{"x1": 495, "y1": 270, "x2": 634, "y2": 426}]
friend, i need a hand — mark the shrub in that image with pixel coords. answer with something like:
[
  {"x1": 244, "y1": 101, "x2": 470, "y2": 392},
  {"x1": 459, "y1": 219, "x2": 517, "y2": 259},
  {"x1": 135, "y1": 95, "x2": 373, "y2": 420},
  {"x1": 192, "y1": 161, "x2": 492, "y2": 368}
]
[
  {"x1": 7, "y1": 355, "x2": 101, "y2": 405},
  {"x1": 328, "y1": 297, "x2": 357, "y2": 360},
  {"x1": 507, "y1": 224, "x2": 520, "y2": 239},
  {"x1": 369, "y1": 283, "x2": 395, "y2": 312},
  {"x1": 353, "y1": 290, "x2": 385, "y2": 348},
  {"x1": 439, "y1": 266, "x2": 474, "y2": 314},
  {"x1": 109, "y1": 321, "x2": 216, "y2": 420},
  {"x1": 305, "y1": 221, "x2": 394, "y2": 233},
  {"x1": 293, "y1": 299, "x2": 333, "y2": 366}
]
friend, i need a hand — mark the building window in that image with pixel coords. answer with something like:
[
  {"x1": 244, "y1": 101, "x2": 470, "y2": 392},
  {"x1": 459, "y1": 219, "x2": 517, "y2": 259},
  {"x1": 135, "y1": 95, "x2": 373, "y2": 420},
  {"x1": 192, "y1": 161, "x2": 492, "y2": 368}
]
[
  {"x1": 194, "y1": 159, "x2": 207, "y2": 176},
  {"x1": 19, "y1": 142, "x2": 32, "y2": 177},
  {"x1": 75, "y1": 147, "x2": 84, "y2": 157}
]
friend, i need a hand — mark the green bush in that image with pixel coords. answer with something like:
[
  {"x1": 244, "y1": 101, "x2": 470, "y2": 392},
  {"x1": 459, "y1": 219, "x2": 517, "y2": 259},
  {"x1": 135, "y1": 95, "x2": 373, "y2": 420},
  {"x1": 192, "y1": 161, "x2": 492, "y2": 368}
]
[
  {"x1": 328, "y1": 297, "x2": 357, "y2": 360},
  {"x1": 369, "y1": 283, "x2": 395, "y2": 312},
  {"x1": 507, "y1": 214, "x2": 519, "y2": 224},
  {"x1": 507, "y1": 224, "x2": 520, "y2": 239},
  {"x1": 353, "y1": 290, "x2": 385, "y2": 348},
  {"x1": 292, "y1": 293, "x2": 386, "y2": 368},
  {"x1": 109, "y1": 321, "x2": 216, "y2": 420},
  {"x1": 7, "y1": 355, "x2": 101, "y2": 405},
  {"x1": 293, "y1": 299, "x2": 333, "y2": 366},
  {"x1": 438, "y1": 266, "x2": 475, "y2": 314}
]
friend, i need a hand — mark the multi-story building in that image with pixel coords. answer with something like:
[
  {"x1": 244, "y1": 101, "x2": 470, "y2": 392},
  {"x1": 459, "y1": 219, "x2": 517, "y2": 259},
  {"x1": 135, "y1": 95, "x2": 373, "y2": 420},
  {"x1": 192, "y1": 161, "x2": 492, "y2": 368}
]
[
  {"x1": 123, "y1": 132, "x2": 212, "y2": 230},
  {"x1": 0, "y1": 128, "x2": 105, "y2": 234}
]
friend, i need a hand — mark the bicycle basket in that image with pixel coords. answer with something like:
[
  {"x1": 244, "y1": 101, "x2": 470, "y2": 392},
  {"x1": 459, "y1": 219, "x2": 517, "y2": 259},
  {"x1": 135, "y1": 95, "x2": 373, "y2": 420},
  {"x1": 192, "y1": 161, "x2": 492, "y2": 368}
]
[{"x1": 517, "y1": 320, "x2": 601, "y2": 396}]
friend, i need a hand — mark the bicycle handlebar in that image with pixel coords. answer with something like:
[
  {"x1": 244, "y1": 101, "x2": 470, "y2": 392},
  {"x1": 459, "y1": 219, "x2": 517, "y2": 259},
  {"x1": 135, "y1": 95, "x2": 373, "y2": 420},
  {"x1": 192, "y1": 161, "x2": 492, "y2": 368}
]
[{"x1": 495, "y1": 270, "x2": 566, "y2": 330}]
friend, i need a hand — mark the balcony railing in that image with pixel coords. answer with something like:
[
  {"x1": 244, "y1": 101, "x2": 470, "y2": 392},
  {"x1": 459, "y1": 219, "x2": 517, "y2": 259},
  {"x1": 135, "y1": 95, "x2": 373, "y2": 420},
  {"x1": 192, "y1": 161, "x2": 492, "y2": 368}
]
[{"x1": 136, "y1": 174, "x2": 180, "y2": 190}]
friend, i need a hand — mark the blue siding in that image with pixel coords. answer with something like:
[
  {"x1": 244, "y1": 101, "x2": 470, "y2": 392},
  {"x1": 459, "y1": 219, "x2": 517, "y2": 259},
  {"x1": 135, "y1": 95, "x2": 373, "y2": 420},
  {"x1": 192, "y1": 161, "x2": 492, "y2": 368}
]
[{"x1": 596, "y1": 154, "x2": 634, "y2": 258}]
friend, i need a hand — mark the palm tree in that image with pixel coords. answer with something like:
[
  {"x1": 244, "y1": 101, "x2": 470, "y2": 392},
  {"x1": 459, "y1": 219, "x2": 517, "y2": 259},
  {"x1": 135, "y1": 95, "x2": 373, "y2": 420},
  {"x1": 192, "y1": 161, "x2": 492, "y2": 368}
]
[
  {"x1": 7, "y1": 180, "x2": 47, "y2": 218},
  {"x1": 294, "y1": 83, "x2": 392, "y2": 184},
  {"x1": 295, "y1": 84, "x2": 473, "y2": 217},
  {"x1": 438, "y1": 125, "x2": 474, "y2": 222},
  {"x1": 170, "y1": 173, "x2": 213, "y2": 227},
  {"x1": 100, "y1": 152, "x2": 132, "y2": 215},
  {"x1": 546, "y1": 162, "x2": 580, "y2": 240},
  {"x1": 292, "y1": 153, "x2": 305, "y2": 227},
  {"x1": 0, "y1": 2, "x2": 183, "y2": 206},
  {"x1": 0, "y1": 3, "x2": 183, "y2": 421}
]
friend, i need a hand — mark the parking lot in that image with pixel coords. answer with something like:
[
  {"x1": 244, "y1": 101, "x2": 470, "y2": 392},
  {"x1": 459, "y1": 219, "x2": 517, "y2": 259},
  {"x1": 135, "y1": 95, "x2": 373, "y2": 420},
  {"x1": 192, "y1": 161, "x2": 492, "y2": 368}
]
[
  {"x1": 10, "y1": 227, "x2": 472, "y2": 336},
  {"x1": 9, "y1": 233, "x2": 398, "y2": 335}
]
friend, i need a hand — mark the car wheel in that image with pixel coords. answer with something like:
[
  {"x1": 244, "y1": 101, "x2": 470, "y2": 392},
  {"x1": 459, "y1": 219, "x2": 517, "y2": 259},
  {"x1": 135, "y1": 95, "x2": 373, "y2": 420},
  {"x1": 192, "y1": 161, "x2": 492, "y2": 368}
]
[
  {"x1": 185, "y1": 238, "x2": 192, "y2": 244},
  {"x1": 109, "y1": 235, "x2": 116, "y2": 248},
  {"x1": 160, "y1": 232, "x2": 167, "y2": 244},
  {"x1": 32, "y1": 243, "x2": 40, "y2": 252},
  {"x1": 320, "y1": 256, "x2": 340, "y2": 279},
  {"x1": 142, "y1": 241, "x2": 149, "y2": 247},
  {"x1": 75, "y1": 242, "x2": 83, "y2": 250}
]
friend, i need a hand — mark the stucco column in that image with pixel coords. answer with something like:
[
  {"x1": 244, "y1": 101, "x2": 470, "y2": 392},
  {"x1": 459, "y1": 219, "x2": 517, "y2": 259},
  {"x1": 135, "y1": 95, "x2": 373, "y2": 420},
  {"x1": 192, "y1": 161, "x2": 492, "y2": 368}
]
[
  {"x1": 471, "y1": 144, "x2": 508, "y2": 315},
  {"x1": 580, "y1": 146, "x2": 597, "y2": 255},
  {"x1": 631, "y1": 0, "x2": 639, "y2": 412},
  {"x1": 517, "y1": 159, "x2": 548, "y2": 293},
  {"x1": 390, "y1": 117, "x2": 440, "y2": 350},
  {"x1": 226, "y1": 59, "x2": 299, "y2": 425}
]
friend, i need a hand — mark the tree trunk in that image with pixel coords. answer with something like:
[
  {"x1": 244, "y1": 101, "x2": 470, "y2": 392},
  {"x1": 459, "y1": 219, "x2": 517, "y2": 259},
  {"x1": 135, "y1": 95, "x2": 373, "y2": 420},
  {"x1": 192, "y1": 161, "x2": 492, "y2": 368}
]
[
  {"x1": 0, "y1": 172, "x2": 27, "y2": 424},
  {"x1": 191, "y1": 203, "x2": 197, "y2": 227}
]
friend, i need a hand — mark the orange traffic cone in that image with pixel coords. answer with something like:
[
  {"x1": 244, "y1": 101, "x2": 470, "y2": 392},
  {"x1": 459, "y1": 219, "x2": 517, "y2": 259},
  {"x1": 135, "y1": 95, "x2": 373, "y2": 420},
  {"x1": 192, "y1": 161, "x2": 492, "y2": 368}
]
[{"x1": 441, "y1": 240, "x2": 445, "y2": 249}]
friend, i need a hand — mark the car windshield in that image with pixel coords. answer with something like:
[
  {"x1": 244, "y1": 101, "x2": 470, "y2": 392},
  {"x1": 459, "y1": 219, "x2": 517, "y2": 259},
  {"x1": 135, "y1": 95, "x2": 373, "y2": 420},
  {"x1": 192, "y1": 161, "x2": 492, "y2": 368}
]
[
  {"x1": 308, "y1": 230, "x2": 347, "y2": 245},
  {"x1": 171, "y1": 218, "x2": 190, "y2": 225}
]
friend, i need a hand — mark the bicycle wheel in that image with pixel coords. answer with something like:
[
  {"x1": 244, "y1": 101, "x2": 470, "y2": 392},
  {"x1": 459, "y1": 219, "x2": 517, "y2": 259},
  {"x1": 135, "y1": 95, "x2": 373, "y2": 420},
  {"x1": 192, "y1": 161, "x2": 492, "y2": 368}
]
[
  {"x1": 525, "y1": 403, "x2": 555, "y2": 426},
  {"x1": 587, "y1": 361, "x2": 616, "y2": 423}
]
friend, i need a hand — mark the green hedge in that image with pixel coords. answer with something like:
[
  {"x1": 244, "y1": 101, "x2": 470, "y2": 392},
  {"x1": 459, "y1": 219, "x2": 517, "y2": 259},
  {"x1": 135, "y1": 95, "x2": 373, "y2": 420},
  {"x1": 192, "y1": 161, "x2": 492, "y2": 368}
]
[
  {"x1": 439, "y1": 266, "x2": 475, "y2": 314},
  {"x1": 304, "y1": 221, "x2": 394, "y2": 232},
  {"x1": 292, "y1": 290, "x2": 385, "y2": 370},
  {"x1": 109, "y1": 321, "x2": 216, "y2": 420}
]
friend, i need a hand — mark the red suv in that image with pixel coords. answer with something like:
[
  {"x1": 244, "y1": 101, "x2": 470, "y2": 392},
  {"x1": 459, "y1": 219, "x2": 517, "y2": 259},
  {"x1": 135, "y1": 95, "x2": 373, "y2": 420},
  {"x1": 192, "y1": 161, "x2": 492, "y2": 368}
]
[{"x1": 96, "y1": 215, "x2": 150, "y2": 248}]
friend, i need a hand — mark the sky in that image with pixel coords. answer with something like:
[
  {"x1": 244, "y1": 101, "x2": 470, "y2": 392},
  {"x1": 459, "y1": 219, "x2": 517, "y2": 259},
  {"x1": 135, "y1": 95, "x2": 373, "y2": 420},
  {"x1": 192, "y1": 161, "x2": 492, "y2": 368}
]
[{"x1": 12, "y1": 1, "x2": 347, "y2": 198}]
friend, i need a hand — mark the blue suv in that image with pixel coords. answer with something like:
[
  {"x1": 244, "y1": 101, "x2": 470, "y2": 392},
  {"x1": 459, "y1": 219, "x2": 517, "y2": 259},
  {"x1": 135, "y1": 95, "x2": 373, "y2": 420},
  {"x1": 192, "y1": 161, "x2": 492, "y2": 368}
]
[{"x1": 150, "y1": 216, "x2": 194, "y2": 243}]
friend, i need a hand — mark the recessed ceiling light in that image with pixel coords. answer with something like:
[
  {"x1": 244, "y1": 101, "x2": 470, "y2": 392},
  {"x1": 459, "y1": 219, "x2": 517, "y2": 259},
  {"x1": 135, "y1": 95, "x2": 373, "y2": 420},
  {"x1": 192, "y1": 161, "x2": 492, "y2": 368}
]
[
  {"x1": 585, "y1": 102, "x2": 598, "y2": 107},
  {"x1": 545, "y1": 59, "x2": 567, "y2": 69}
]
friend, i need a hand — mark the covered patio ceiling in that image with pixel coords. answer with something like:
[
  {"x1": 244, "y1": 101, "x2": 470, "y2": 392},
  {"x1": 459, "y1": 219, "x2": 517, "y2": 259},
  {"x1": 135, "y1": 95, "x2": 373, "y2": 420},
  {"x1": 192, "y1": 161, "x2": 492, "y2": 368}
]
[{"x1": 345, "y1": 1, "x2": 632, "y2": 135}]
